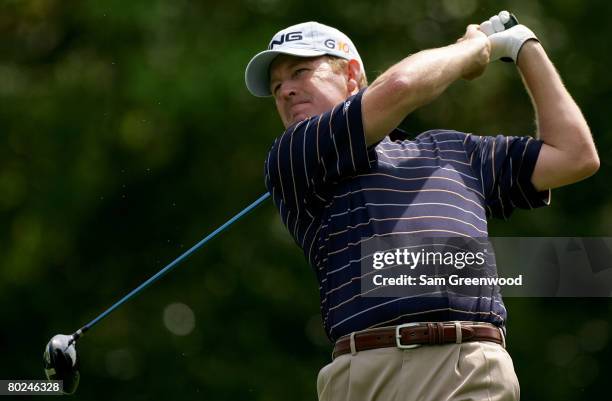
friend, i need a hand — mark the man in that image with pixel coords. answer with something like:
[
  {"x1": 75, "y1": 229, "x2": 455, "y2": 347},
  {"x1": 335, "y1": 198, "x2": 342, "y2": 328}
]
[{"x1": 245, "y1": 12, "x2": 598, "y2": 401}]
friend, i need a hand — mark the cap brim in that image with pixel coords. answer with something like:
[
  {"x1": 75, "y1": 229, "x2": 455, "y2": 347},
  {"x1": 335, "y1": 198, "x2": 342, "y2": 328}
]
[{"x1": 245, "y1": 48, "x2": 326, "y2": 97}]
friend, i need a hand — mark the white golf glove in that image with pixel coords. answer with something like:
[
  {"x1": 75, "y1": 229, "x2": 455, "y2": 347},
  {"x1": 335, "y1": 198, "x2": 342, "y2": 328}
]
[{"x1": 480, "y1": 11, "x2": 539, "y2": 63}]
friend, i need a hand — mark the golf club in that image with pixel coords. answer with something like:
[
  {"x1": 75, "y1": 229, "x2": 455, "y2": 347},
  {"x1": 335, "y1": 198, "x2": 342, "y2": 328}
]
[{"x1": 44, "y1": 192, "x2": 271, "y2": 394}]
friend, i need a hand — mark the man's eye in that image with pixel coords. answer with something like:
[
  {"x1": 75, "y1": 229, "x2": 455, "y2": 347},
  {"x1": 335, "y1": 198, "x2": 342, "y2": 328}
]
[
  {"x1": 272, "y1": 83, "x2": 281, "y2": 95},
  {"x1": 293, "y1": 68, "x2": 309, "y2": 77}
]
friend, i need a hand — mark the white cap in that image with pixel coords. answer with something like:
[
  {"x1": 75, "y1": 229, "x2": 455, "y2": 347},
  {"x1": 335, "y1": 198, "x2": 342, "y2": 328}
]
[{"x1": 245, "y1": 21, "x2": 364, "y2": 97}]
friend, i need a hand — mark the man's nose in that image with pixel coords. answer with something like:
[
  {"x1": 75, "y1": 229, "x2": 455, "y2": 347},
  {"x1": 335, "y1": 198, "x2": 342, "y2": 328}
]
[{"x1": 279, "y1": 81, "x2": 298, "y2": 99}]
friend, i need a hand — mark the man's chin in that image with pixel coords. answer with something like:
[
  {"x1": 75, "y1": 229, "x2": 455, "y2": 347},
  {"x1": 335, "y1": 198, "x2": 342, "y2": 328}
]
[{"x1": 289, "y1": 113, "x2": 310, "y2": 126}]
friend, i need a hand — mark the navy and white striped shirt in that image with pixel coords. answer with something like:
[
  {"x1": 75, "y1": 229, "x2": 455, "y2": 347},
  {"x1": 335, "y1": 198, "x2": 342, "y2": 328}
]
[{"x1": 264, "y1": 89, "x2": 551, "y2": 341}]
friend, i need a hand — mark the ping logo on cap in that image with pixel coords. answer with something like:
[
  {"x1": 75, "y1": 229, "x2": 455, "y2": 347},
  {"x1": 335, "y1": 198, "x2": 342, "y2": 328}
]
[{"x1": 268, "y1": 31, "x2": 303, "y2": 50}]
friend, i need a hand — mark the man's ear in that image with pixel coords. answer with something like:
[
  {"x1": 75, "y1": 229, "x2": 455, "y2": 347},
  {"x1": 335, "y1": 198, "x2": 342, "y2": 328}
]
[{"x1": 346, "y1": 59, "x2": 361, "y2": 95}]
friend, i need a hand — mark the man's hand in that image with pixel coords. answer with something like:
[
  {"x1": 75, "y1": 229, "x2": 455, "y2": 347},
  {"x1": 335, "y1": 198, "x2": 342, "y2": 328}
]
[
  {"x1": 456, "y1": 24, "x2": 491, "y2": 80},
  {"x1": 480, "y1": 11, "x2": 538, "y2": 63}
]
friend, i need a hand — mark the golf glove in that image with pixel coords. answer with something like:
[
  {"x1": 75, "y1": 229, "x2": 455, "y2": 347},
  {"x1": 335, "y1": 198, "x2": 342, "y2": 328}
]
[{"x1": 480, "y1": 10, "x2": 539, "y2": 63}]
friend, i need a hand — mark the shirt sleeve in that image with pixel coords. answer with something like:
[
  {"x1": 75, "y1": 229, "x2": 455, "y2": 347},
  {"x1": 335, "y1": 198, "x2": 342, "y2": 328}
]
[
  {"x1": 264, "y1": 89, "x2": 372, "y2": 220},
  {"x1": 463, "y1": 133, "x2": 551, "y2": 219}
]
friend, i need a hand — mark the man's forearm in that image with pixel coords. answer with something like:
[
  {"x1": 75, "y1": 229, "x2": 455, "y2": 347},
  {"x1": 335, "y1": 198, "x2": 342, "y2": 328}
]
[
  {"x1": 518, "y1": 41, "x2": 599, "y2": 189},
  {"x1": 362, "y1": 29, "x2": 489, "y2": 146},
  {"x1": 518, "y1": 41, "x2": 593, "y2": 151}
]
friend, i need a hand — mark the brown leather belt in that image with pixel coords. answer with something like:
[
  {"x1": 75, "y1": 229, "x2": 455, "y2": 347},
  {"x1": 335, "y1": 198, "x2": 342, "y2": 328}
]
[{"x1": 332, "y1": 322, "x2": 504, "y2": 360}]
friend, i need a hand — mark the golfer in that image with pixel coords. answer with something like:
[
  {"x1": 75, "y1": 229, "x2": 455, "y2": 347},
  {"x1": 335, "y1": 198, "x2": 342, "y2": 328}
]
[{"x1": 245, "y1": 11, "x2": 598, "y2": 401}]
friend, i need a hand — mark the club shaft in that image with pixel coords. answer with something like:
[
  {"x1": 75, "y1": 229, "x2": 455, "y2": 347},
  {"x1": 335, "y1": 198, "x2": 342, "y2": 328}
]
[{"x1": 78, "y1": 192, "x2": 271, "y2": 334}]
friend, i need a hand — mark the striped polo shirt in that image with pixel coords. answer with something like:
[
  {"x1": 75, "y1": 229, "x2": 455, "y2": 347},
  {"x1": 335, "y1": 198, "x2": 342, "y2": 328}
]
[{"x1": 264, "y1": 89, "x2": 551, "y2": 341}]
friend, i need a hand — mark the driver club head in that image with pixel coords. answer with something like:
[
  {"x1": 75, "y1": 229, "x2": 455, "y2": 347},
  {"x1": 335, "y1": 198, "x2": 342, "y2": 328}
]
[
  {"x1": 43, "y1": 334, "x2": 80, "y2": 395},
  {"x1": 38, "y1": 192, "x2": 271, "y2": 395}
]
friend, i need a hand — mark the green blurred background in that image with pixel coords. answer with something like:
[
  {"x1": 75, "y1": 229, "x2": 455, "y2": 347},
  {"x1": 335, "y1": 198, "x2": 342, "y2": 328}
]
[{"x1": 1, "y1": 0, "x2": 610, "y2": 399}]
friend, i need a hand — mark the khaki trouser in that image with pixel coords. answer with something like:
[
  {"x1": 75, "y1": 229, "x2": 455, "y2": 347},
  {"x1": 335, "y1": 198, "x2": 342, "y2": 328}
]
[{"x1": 317, "y1": 341, "x2": 519, "y2": 401}]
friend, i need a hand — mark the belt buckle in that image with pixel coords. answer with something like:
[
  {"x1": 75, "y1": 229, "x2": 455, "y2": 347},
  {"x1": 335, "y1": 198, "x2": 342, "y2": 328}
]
[{"x1": 395, "y1": 323, "x2": 422, "y2": 349}]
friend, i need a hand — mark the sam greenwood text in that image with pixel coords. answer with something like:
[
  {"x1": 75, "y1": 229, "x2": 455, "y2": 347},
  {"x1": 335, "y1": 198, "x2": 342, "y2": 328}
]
[{"x1": 373, "y1": 274, "x2": 524, "y2": 286}]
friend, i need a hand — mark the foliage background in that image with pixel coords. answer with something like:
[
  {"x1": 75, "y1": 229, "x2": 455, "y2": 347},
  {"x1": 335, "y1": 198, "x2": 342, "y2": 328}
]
[{"x1": 0, "y1": 0, "x2": 610, "y2": 399}]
